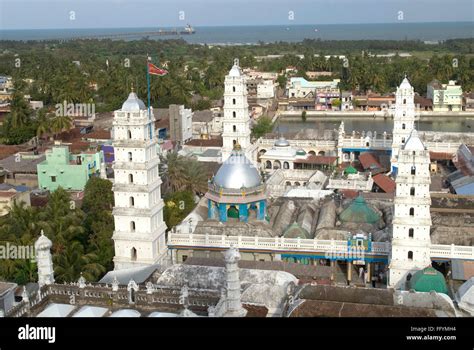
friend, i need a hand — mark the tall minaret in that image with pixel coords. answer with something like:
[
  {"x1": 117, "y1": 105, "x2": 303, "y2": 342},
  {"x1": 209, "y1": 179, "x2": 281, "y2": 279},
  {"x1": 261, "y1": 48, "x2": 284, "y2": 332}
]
[
  {"x1": 391, "y1": 76, "x2": 416, "y2": 173},
  {"x1": 35, "y1": 230, "x2": 54, "y2": 287},
  {"x1": 221, "y1": 58, "x2": 251, "y2": 162},
  {"x1": 389, "y1": 129, "x2": 432, "y2": 289},
  {"x1": 112, "y1": 91, "x2": 168, "y2": 270}
]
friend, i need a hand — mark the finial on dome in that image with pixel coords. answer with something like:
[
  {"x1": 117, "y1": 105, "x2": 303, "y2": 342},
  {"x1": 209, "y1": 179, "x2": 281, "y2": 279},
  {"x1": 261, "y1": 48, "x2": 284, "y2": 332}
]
[
  {"x1": 233, "y1": 142, "x2": 242, "y2": 151},
  {"x1": 234, "y1": 58, "x2": 239, "y2": 67},
  {"x1": 131, "y1": 83, "x2": 134, "y2": 92}
]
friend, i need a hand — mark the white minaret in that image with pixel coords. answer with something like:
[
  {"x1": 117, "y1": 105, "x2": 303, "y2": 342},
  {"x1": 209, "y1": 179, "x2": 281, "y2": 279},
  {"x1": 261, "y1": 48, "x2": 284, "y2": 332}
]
[
  {"x1": 35, "y1": 230, "x2": 54, "y2": 287},
  {"x1": 391, "y1": 76, "x2": 416, "y2": 173},
  {"x1": 224, "y1": 246, "x2": 247, "y2": 317},
  {"x1": 112, "y1": 91, "x2": 168, "y2": 270},
  {"x1": 221, "y1": 58, "x2": 251, "y2": 162},
  {"x1": 389, "y1": 129, "x2": 432, "y2": 289}
]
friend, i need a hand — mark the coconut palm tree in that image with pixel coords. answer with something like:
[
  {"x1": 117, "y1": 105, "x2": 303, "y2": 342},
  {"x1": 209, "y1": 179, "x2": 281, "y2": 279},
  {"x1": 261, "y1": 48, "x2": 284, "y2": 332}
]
[{"x1": 50, "y1": 114, "x2": 72, "y2": 138}]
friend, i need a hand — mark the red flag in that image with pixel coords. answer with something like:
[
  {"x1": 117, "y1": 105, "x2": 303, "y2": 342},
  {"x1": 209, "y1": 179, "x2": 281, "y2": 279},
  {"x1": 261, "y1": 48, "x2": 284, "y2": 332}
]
[{"x1": 148, "y1": 62, "x2": 168, "y2": 76}]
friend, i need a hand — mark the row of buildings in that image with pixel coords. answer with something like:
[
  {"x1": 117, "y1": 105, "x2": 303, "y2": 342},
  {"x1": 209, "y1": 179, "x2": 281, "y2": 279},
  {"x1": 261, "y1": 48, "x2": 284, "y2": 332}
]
[{"x1": 283, "y1": 75, "x2": 468, "y2": 112}]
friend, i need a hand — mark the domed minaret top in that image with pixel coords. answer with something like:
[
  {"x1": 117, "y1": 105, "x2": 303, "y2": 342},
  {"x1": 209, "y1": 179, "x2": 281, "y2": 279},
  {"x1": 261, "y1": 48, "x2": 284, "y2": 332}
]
[
  {"x1": 228, "y1": 58, "x2": 242, "y2": 77},
  {"x1": 34, "y1": 229, "x2": 52, "y2": 251},
  {"x1": 121, "y1": 91, "x2": 146, "y2": 112},
  {"x1": 403, "y1": 128, "x2": 426, "y2": 151}
]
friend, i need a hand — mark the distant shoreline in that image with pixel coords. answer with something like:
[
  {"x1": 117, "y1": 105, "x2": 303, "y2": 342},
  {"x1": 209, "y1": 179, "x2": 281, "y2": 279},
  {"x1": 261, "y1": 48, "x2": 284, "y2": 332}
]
[{"x1": 1, "y1": 22, "x2": 472, "y2": 43}]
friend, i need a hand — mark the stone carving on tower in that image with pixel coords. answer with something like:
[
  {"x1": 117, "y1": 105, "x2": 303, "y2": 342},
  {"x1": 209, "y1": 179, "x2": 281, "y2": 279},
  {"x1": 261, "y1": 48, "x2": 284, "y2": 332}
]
[
  {"x1": 35, "y1": 230, "x2": 54, "y2": 287},
  {"x1": 221, "y1": 58, "x2": 251, "y2": 162},
  {"x1": 112, "y1": 91, "x2": 168, "y2": 270},
  {"x1": 388, "y1": 129, "x2": 432, "y2": 289},
  {"x1": 391, "y1": 76, "x2": 417, "y2": 173}
]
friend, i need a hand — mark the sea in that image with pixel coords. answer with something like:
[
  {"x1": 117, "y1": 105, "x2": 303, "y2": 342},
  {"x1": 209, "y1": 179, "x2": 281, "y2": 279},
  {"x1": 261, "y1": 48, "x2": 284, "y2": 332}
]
[{"x1": 1, "y1": 22, "x2": 473, "y2": 44}]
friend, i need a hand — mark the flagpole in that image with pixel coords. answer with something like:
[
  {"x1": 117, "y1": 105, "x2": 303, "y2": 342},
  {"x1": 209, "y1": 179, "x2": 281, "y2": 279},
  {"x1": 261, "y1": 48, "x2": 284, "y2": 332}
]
[{"x1": 146, "y1": 55, "x2": 153, "y2": 140}]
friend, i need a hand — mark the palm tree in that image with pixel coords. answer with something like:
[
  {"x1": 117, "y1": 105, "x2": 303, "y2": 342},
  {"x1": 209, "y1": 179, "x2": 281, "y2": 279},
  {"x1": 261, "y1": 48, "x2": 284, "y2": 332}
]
[
  {"x1": 36, "y1": 108, "x2": 53, "y2": 139},
  {"x1": 54, "y1": 241, "x2": 105, "y2": 282},
  {"x1": 50, "y1": 114, "x2": 72, "y2": 138}
]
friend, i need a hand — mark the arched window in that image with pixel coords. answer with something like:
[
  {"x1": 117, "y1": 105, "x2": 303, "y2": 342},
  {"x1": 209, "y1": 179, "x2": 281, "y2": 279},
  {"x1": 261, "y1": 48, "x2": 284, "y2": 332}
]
[
  {"x1": 130, "y1": 221, "x2": 136, "y2": 232},
  {"x1": 408, "y1": 251, "x2": 413, "y2": 260},
  {"x1": 409, "y1": 207, "x2": 415, "y2": 216},
  {"x1": 233, "y1": 111, "x2": 236, "y2": 118},
  {"x1": 128, "y1": 130, "x2": 132, "y2": 139},
  {"x1": 233, "y1": 125, "x2": 237, "y2": 132},
  {"x1": 402, "y1": 123, "x2": 406, "y2": 130},
  {"x1": 129, "y1": 196, "x2": 135, "y2": 207},
  {"x1": 402, "y1": 137, "x2": 405, "y2": 144},
  {"x1": 408, "y1": 228, "x2": 414, "y2": 238},
  {"x1": 128, "y1": 152, "x2": 133, "y2": 161},
  {"x1": 410, "y1": 187, "x2": 415, "y2": 196},
  {"x1": 283, "y1": 161, "x2": 289, "y2": 169},
  {"x1": 129, "y1": 174, "x2": 134, "y2": 183},
  {"x1": 131, "y1": 247, "x2": 137, "y2": 261},
  {"x1": 265, "y1": 160, "x2": 272, "y2": 169},
  {"x1": 233, "y1": 86, "x2": 236, "y2": 92},
  {"x1": 403, "y1": 98, "x2": 406, "y2": 105},
  {"x1": 411, "y1": 166, "x2": 416, "y2": 175},
  {"x1": 232, "y1": 98, "x2": 236, "y2": 105}
]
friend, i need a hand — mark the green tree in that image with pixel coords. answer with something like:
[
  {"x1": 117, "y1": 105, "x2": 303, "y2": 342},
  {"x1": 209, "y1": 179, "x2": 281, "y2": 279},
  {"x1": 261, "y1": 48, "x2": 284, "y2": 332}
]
[{"x1": 251, "y1": 116, "x2": 273, "y2": 139}]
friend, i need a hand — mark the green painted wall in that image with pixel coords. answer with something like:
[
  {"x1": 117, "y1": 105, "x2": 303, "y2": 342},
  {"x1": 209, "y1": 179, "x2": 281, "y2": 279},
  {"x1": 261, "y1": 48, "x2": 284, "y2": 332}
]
[{"x1": 37, "y1": 146, "x2": 104, "y2": 191}]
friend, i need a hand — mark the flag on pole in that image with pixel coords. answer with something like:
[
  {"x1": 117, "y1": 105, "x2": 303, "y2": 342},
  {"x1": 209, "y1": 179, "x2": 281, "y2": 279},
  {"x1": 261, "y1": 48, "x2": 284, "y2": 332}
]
[{"x1": 147, "y1": 62, "x2": 168, "y2": 76}]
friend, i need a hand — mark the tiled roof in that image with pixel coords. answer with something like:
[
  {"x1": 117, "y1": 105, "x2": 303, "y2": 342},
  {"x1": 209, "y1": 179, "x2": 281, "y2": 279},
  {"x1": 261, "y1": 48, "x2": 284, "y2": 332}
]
[
  {"x1": 83, "y1": 129, "x2": 111, "y2": 140},
  {"x1": 430, "y1": 152, "x2": 454, "y2": 161},
  {"x1": 372, "y1": 174, "x2": 396, "y2": 193},
  {"x1": 294, "y1": 155, "x2": 337, "y2": 165},
  {"x1": 358, "y1": 152, "x2": 383, "y2": 171},
  {"x1": 185, "y1": 138, "x2": 223, "y2": 147}
]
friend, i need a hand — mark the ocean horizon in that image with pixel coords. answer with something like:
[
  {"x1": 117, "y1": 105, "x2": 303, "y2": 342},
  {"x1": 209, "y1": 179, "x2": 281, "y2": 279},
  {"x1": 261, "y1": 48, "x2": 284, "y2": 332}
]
[{"x1": 1, "y1": 22, "x2": 473, "y2": 44}]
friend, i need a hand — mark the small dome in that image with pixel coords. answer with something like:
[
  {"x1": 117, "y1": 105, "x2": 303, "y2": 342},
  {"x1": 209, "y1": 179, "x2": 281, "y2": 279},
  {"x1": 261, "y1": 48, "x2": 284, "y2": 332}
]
[
  {"x1": 274, "y1": 137, "x2": 290, "y2": 147},
  {"x1": 214, "y1": 149, "x2": 261, "y2": 189},
  {"x1": 296, "y1": 149, "x2": 306, "y2": 155},
  {"x1": 409, "y1": 267, "x2": 448, "y2": 294},
  {"x1": 121, "y1": 92, "x2": 146, "y2": 112},
  {"x1": 228, "y1": 64, "x2": 241, "y2": 77},
  {"x1": 35, "y1": 230, "x2": 52, "y2": 250},
  {"x1": 283, "y1": 222, "x2": 310, "y2": 239},
  {"x1": 404, "y1": 129, "x2": 425, "y2": 151}
]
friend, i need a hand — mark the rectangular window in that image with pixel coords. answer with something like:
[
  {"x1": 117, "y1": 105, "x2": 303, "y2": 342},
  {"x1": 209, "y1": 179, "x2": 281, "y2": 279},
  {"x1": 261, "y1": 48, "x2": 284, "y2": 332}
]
[{"x1": 51, "y1": 176, "x2": 56, "y2": 182}]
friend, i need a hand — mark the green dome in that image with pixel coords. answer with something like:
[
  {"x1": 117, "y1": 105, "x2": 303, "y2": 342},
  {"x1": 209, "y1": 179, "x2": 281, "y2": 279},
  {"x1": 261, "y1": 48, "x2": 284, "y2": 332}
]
[
  {"x1": 344, "y1": 165, "x2": 358, "y2": 175},
  {"x1": 282, "y1": 222, "x2": 310, "y2": 239},
  {"x1": 339, "y1": 195, "x2": 381, "y2": 224},
  {"x1": 296, "y1": 149, "x2": 306, "y2": 156},
  {"x1": 409, "y1": 267, "x2": 448, "y2": 294}
]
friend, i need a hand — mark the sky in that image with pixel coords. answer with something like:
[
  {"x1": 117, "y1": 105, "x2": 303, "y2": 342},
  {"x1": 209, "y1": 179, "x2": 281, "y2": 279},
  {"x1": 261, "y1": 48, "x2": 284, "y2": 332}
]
[{"x1": 0, "y1": 0, "x2": 473, "y2": 29}]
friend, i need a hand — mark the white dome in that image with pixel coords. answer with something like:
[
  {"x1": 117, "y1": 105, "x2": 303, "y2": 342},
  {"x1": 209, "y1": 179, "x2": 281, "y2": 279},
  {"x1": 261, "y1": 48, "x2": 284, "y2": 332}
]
[
  {"x1": 403, "y1": 129, "x2": 425, "y2": 151},
  {"x1": 214, "y1": 150, "x2": 261, "y2": 189},
  {"x1": 228, "y1": 64, "x2": 241, "y2": 77},
  {"x1": 121, "y1": 92, "x2": 146, "y2": 112}
]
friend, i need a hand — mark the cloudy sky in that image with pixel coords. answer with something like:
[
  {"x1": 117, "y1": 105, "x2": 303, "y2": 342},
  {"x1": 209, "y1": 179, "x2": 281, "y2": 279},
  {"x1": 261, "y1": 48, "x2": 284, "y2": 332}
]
[{"x1": 0, "y1": 0, "x2": 472, "y2": 29}]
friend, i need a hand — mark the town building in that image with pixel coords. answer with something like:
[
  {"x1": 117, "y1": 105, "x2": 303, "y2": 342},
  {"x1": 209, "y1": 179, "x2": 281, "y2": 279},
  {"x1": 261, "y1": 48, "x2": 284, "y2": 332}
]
[
  {"x1": 427, "y1": 80, "x2": 463, "y2": 112},
  {"x1": 0, "y1": 152, "x2": 45, "y2": 188},
  {"x1": 221, "y1": 59, "x2": 252, "y2": 161},
  {"x1": 169, "y1": 104, "x2": 193, "y2": 145},
  {"x1": 0, "y1": 183, "x2": 31, "y2": 216},
  {"x1": 389, "y1": 129, "x2": 433, "y2": 289},
  {"x1": 287, "y1": 77, "x2": 340, "y2": 99},
  {"x1": 37, "y1": 145, "x2": 105, "y2": 191},
  {"x1": 111, "y1": 91, "x2": 168, "y2": 270}
]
